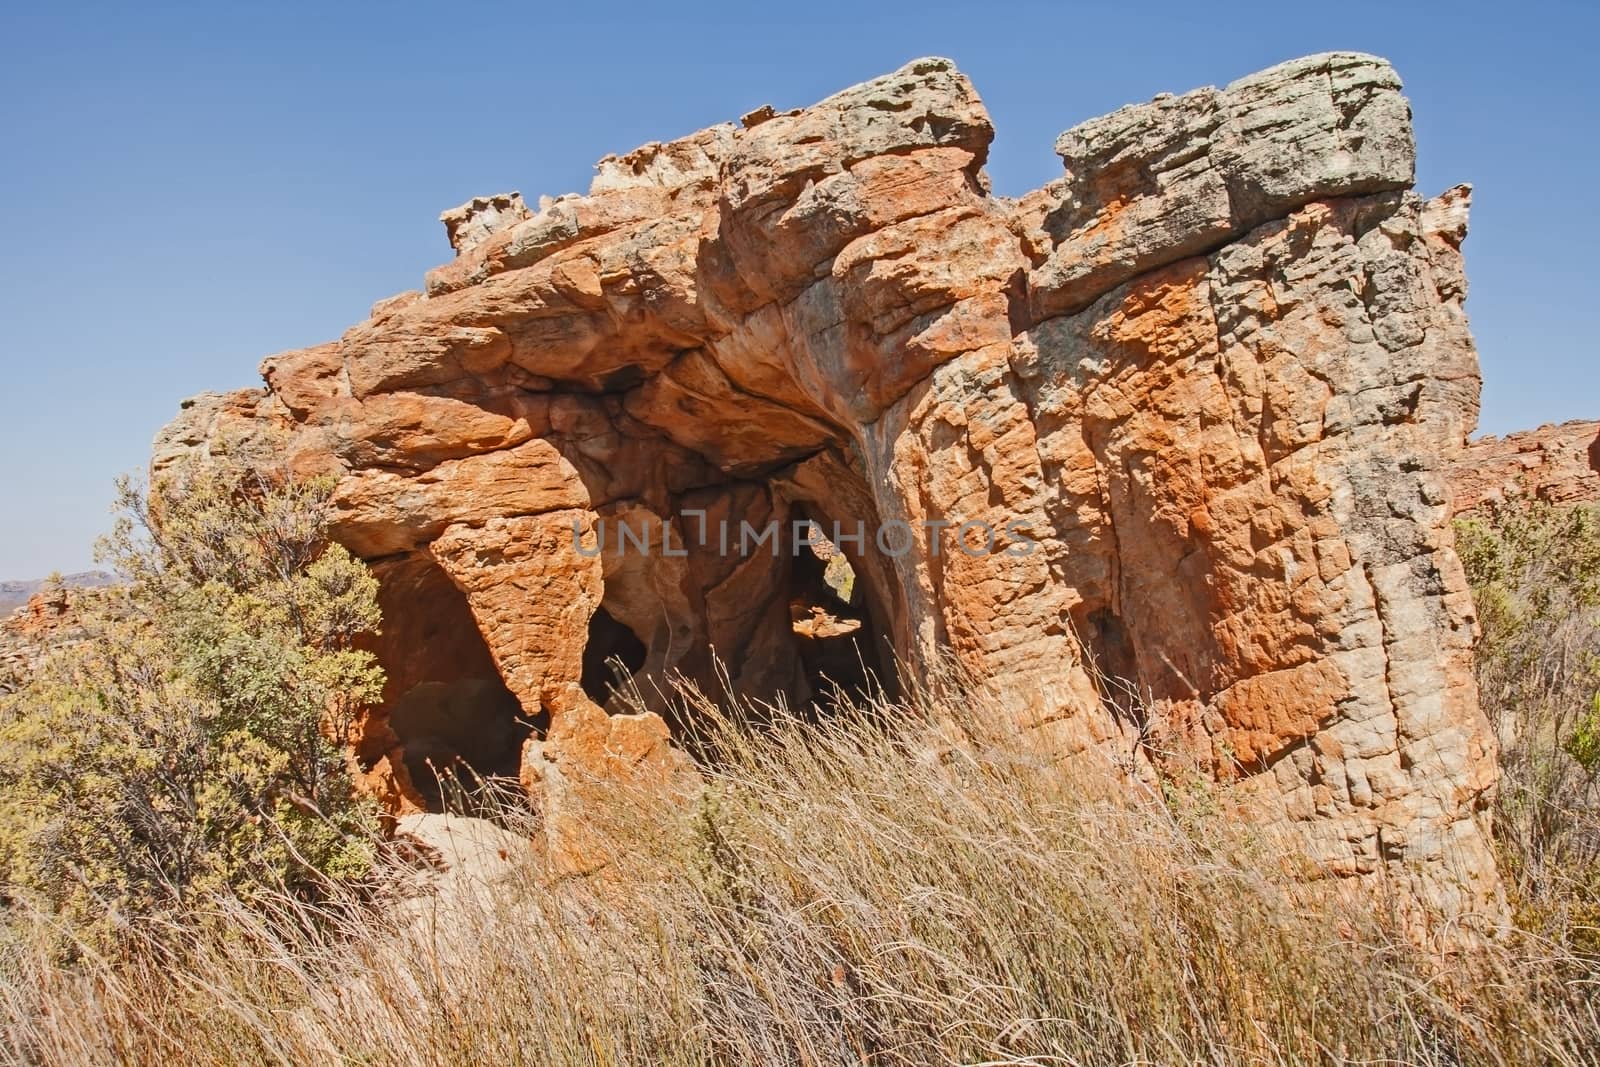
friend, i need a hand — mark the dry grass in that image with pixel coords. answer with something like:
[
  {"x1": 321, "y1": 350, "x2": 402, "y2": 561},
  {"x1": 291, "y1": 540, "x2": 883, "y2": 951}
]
[{"x1": 2, "y1": 681, "x2": 1598, "y2": 1066}]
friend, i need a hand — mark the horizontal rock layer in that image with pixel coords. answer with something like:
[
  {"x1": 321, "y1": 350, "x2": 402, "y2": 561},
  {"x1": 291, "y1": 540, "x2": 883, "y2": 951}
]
[
  {"x1": 159, "y1": 53, "x2": 1505, "y2": 920},
  {"x1": 1451, "y1": 419, "x2": 1600, "y2": 513}
]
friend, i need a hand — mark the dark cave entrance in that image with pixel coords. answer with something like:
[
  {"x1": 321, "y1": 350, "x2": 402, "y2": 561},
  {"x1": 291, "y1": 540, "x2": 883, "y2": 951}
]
[
  {"x1": 362, "y1": 501, "x2": 910, "y2": 807},
  {"x1": 366, "y1": 556, "x2": 534, "y2": 810},
  {"x1": 581, "y1": 606, "x2": 649, "y2": 707},
  {"x1": 1073, "y1": 604, "x2": 1145, "y2": 735},
  {"x1": 787, "y1": 516, "x2": 898, "y2": 715}
]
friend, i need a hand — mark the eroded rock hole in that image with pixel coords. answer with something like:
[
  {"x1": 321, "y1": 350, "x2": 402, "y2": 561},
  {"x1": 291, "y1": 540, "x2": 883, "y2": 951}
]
[
  {"x1": 1077, "y1": 605, "x2": 1143, "y2": 731},
  {"x1": 390, "y1": 679, "x2": 526, "y2": 806},
  {"x1": 788, "y1": 519, "x2": 884, "y2": 714},
  {"x1": 581, "y1": 606, "x2": 648, "y2": 706},
  {"x1": 365, "y1": 555, "x2": 531, "y2": 810}
]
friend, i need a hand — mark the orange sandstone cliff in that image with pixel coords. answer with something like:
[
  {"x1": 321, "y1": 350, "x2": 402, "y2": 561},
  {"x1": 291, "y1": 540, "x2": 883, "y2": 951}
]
[
  {"x1": 1452, "y1": 420, "x2": 1599, "y2": 514},
  {"x1": 157, "y1": 54, "x2": 1513, "y2": 919}
]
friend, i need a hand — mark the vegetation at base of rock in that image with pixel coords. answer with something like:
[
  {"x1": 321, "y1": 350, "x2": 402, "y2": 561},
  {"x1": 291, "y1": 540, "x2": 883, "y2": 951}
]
[
  {"x1": 1457, "y1": 498, "x2": 1600, "y2": 947},
  {"x1": 0, "y1": 453, "x2": 384, "y2": 933},
  {"x1": 2, "y1": 686, "x2": 1598, "y2": 1066}
]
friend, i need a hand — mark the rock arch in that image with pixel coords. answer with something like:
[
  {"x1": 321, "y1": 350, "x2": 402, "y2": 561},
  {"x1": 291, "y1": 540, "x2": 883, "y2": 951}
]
[{"x1": 157, "y1": 53, "x2": 1503, "y2": 918}]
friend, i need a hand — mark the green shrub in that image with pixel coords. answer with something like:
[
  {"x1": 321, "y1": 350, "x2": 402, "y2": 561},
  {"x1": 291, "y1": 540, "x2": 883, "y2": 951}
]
[
  {"x1": 1456, "y1": 498, "x2": 1600, "y2": 947},
  {"x1": 0, "y1": 454, "x2": 384, "y2": 932}
]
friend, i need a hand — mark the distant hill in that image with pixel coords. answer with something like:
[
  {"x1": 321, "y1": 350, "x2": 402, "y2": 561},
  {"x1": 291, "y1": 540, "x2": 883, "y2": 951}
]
[{"x1": 0, "y1": 571, "x2": 116, "y2": 616}]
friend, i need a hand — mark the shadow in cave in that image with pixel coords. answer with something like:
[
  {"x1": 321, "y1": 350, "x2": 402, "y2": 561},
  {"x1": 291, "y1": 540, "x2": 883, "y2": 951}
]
[
  {"x1": 367, "y1": 555, "x2": 538, "y2": 812},
  {"x1": 581, "y1": 606, "x2": 648, "y2": 708},
  {"x1": 786, "y1": 519, "x2": 895, "y2": 719},
  {"x1": 389, "y1": 678, "x2": 529, "y2": 809}
]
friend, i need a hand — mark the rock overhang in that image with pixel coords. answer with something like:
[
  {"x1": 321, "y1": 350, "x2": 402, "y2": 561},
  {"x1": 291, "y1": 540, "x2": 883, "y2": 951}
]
[{"x1": 156, "y1": 52, "x2": 1506, "y2": 923}]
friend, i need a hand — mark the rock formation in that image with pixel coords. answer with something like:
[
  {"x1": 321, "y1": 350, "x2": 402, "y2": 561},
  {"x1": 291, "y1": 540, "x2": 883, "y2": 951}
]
[
  {"x1": 0, "y1": 571, "x2": 115, "y2": 616},
  {"x1": 1451, "y1": 419, "x2": 1600, "y2": 513},
  {"x1": 0, "y1": 585, "x2": 92, "y2": 694},
  {"x1": 158, "y1": 53, "x2": 1505, "y2": 920}
]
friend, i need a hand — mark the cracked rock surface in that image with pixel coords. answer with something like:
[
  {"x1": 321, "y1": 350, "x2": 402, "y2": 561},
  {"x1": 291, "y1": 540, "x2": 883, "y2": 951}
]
[{"x1": 158, "y1": 53, "x2": 1509, "y2": 921}]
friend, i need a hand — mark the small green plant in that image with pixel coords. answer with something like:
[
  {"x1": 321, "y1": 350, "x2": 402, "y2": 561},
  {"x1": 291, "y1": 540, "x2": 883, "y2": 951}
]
[
  {"x1": 0, "y1": 450, "x2": 384, "y2": 932},
  {"x1": 1565, "y1": 693, "x2": 1600, "y2": 774}
]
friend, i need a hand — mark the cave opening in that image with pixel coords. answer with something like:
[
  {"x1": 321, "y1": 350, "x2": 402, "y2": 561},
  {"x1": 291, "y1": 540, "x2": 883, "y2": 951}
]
[
  {"x1": 787, "y1": 517, "x2": 895, "y2": 716},
  {"x1": 581, "y1": 606, "x2": 649, "y2": 707},
  {"x1": 1075, "y1": 604, "x2": 1145, "y2": 735},
  {"x1": 366, "y1": 555, "x2": 535, "y2": 811},
  {"x1": 389, "y1": 678, "x2": 529, "y2": 808}
]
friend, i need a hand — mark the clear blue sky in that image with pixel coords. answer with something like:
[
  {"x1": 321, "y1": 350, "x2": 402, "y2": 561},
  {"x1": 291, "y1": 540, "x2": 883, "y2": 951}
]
[{"x1": 1, "y1": 0, "x2": 1595, "y2": 577}]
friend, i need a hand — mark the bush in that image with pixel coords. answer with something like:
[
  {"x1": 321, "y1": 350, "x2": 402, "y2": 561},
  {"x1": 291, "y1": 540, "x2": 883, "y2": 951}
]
[
  {"x1": 0, "y1": 454, "x2": 384, "y2": 932},
  {"x1": 1456, "y1": 498, "x2": 1600, "y2": 946}
]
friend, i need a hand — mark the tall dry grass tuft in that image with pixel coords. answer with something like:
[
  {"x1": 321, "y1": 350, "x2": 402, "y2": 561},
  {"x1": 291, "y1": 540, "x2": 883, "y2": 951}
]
[{"x1": 3, "y1": 680, "x2": 1598, "y2": 1066}]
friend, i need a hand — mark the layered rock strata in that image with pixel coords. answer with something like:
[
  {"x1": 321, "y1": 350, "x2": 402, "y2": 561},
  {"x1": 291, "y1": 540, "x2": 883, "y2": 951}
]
[
  {"x1": 158, "y1": 53, "x2": 1503, "y2": 919},
  {"x1": 1451, "y1": 419, "x2": 1600, "y2": 513}
]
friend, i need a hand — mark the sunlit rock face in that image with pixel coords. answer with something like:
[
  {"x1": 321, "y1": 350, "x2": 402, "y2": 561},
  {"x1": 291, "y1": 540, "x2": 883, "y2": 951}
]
[
  {"x1": 157, "y1": 53, "x2": 1505, "y2": 919},
  {"x1": 1450, "y1": 420, "x2": 1600, "y2": 514}
]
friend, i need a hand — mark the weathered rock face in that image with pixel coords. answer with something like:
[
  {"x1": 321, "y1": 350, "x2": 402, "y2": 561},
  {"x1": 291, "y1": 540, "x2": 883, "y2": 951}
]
[
  {"x1": 0, "y1": 586, "x2": 92, "y2": 694},
  {"x1": 1451, "y1": 419, "x2": 1600, "y2": 513},
  {"x1": 158, "y1": 53, "x2": 1505, "y2": 919}
]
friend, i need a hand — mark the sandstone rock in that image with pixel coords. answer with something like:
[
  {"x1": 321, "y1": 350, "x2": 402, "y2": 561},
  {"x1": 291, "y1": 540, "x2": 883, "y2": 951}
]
[
  {"x1": 440, "y1": 192, "x2": 532, "y2": 255},
  {"x1": 151, "y1": 389, "x2": 289, "y2": 473},
  {"x1": 520, "y1": 695, "x2": 696, "y2": 875},
  {"x1": 396, "y1": 811, "x2": 532, "y2": 884},
  {"x1": 1023, "y1": 52, "x2": 1415, "y2": 320},
  {"x1": 157, "y1": 54, "x2": 1508, "y2": 921},
  {"x1": 0, "y1": 585, "x2": 93, "y2": 693},
  {"x1": 391, "y1": 812, "x2": 536, "y2": 919},
  {"x1": 1450, "y1": 419, "x2": 1600, "y2": 513}
]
